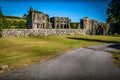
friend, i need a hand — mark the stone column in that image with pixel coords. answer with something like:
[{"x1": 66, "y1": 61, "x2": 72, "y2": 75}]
[
  {"x1": 55, "y1": 23, "x2": 57, "y2": 29},
  {"x1": 68, "y1": 23, "x2": 70, "y2": 29},
  {"x1": 62, "y1": 24, "x2": 64, "y2": 29},
  {"x1": 59, "y1": 24, "x2": 60, "y2": 29}
]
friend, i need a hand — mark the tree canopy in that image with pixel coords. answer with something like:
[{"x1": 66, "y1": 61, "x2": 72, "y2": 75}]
[
  {"x1": 106, "y1": 0, "x2": 120, "y2": 34},
  {"x1": 107, "y1": 0, "x2": 120, "y2": 23},
  {"x1": 0, "y1": 7, "x2": 9, "y2": 31}
]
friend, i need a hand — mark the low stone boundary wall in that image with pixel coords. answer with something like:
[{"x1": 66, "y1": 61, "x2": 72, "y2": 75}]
[{"x1": 2, "y1": 29, "x2": 85, "y2": 37}]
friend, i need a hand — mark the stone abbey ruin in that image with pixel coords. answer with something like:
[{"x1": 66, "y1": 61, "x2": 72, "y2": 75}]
[
  {"x1": 27, "y1": 7, "x2": 110, "y2": 35},
  {"x1": 1, "y1": 7, "x2": 110, "y2": 37}
]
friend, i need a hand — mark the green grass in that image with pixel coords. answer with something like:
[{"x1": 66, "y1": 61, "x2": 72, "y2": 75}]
[
  {"x1": 0, "y1": 35, "x2": 120, "y2": 71},
  {"x1": 6, "y1": 18, "x2": 26, "y2": 22},
  {"x1": 5, "y1": 16, "x2": 26, "y2": 22},
  {"x1": 112, "y1": 50, "x2": 120, "y2": 67}
]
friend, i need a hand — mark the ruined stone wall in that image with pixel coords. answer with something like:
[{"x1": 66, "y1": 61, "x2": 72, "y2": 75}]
[
  {"x1": 27, "y1": 7, "x2": 48, "y2": 29},
  {"x1": 2, "y1": 29, "x2": 85, "y2": 37},
  {"x1": 50, "y1": 17, "x2": 71, "y2": 29}
]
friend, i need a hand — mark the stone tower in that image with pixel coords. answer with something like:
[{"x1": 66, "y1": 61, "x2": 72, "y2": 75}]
[
  {"x1": 80, "y1": 17, "x2": 99, "y2": 35},
  {"x1": 83, "y1": 17, "x2": 90, "y2": 29},
  {"x1": 27, "y1": 7, "x2": 49, "y2": 29}
]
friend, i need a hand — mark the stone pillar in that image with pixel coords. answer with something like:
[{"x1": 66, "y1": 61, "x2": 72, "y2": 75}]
[
  {"x1": 55, "y1": 23, "x2": 57, "y2": 29},
  {"x1": 48, "y1": 22, "x2": 52, "y2": 29},
  {"x1": 59, "y1": 24, "x2": 60, "y2": 29},
  {"x1": 68, "y1": 23, "x2": 70, "y2": 29},
  {"x1": 33, "y1": 23, "x2": 37, "y2": 29},
  {"x1": 62, "y1": 24, "x2": 64, "y2": 29},
  {"x1": 84, "y1": 18, "x2": 91, "y2": 35}
]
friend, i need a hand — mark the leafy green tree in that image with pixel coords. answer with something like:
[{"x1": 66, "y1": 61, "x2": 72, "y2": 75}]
[
  {"x1": 11, "y1": 21, "x2": 18, "y2": 28},
  {"x1": 70, "y1": 22, "x2": 78, "y2": 29},
  {"x1": 6, "y1": 21, "x2": 12, "y2": 29},
  {"x1": 0, "y1": 7, "x2": 8, "y2": 29},
  {"x1": 18, "y1": 21, "x2": 26, "y2": 29},
  {"x1": 106, "y1": 0, "x2": 120, "y2": 34},
  {"x1": 0, "y1": 7, "x2": 9, "y2": 37},
  {"x1": 23, "y1": 14, "x2": 28, "y2": 20}
]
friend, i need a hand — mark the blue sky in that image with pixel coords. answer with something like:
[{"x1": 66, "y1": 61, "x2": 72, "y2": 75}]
[{"x1": 0, "y1": 1, "x2": 110, "y2": 22}]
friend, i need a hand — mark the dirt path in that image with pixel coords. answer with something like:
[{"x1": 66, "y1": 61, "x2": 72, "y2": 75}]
[{"x1": 0, "y1": 43, "x2": 120, "y2": 80}]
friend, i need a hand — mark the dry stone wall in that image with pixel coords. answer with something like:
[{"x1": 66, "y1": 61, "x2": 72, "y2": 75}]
[{"x1": 2, "y1": 29, "x2": 85, "y2": 37}]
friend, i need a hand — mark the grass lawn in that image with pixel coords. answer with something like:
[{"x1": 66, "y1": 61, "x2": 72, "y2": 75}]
[{"x1": 0, "y1": 35, "x2": 120, "y2": 72}]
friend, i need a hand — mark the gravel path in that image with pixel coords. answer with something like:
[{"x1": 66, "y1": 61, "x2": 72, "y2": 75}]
[{"x1": 0, "y1": 43, "x2": 120, "y2": 80}]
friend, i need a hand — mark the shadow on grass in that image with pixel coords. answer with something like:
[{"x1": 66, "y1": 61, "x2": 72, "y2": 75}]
[
  {"x1": 67, "y1": 37, "x2": 120, "y2": 52},
  {"x1": 66, "y1": 37, "x2": 120, "y2": 43}
]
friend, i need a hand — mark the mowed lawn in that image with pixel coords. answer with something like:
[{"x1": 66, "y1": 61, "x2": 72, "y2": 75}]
[{"x1": 0, "y1": 35, "x2": 120, "y2": 70}]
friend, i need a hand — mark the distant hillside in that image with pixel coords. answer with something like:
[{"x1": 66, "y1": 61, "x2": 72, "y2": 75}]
[
  {"x1": 5, "y1": 16, "x2": 24, "y2": 19},
  {"x1": 5, "y1": 16, "x2": 26, "y2": 22}
]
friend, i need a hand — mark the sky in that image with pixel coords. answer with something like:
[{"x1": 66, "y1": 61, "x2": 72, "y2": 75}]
[{"x1": 0, "y1": 0, "x2": 110, "y2": 22}]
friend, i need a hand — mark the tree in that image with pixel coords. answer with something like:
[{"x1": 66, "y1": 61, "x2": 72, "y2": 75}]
[
  {"x1": 23, "y1": 14, "x2": 28, "y2": 20},
  {"x1": 0, "y1": 7, "x2": 9, "y2": 37},
  {"x1": 0, "y1": 7, "x2": 8, "y2": 29},
  {"x1": 106, "y1": 0, "x2": 120, "y2": 34},
  {"x1": 70, "y1": 22, "x2": 78, "y2": 29},
  {"x1": 18, "y1": 21, "x2": 26, "y2": 29}
]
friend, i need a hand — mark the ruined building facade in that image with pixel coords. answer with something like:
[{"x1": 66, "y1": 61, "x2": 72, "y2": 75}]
[
  {"x1": 27, "y1": 7, "x2": 70, "y2": 29},
  {"x1": 50, "y1": 17, "x2": 71, "y2": 29},
  {"x1": 27, "y1": 7, "x2": 49, "y2": 29},
  {"x1": 80, "y1": 17, "x2": 98, "y2": 35},
  {"x1": 80, "y1": 17, "x2": 109, "y2": 35},
  {"x1": 27, "y1": 7, "x2": 110, "y2": 35}
]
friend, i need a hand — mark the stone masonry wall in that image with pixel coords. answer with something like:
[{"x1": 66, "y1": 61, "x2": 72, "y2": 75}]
[{"x1": 2, "y1": 29, "x2": 85, "y2": 37}]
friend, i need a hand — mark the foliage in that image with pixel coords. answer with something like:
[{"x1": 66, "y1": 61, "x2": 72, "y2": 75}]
[
  {"x1": 5, "y1": 15, "x2": 27, "y2": 29},
  {"x1": 0, "y1": 24, "x2": 2, "y2": 38},
  {"x1": 0, "y1": 10, "x2": 7, "y2": 37},
  {"x1": 0, "y1": 9, "x2": 26, "y2": 29},
  {"x1": 0, "y1": 14, "x2": 9, "y2": 30},
  {"x1": 106, "y1": 0, "x2": 120, "y2": 34},
  {"x1": 3, "y1": 20, "x2": 27, "y2": 29},
  {"x1": 106, "y1": 0, "x2": 120, "y2": 23},
  {"x1": 70, "y1": 22, "x2": 79, "y2": 29},
  {"x1": 23, "y1": 14, "x2": 27, "y2": 20},
  {"x1": 112, "y1": 50, "x2": 120, "y2": 67},
  {"x1": 18, "y1": 21, "x2": 26, "y2": 29}
]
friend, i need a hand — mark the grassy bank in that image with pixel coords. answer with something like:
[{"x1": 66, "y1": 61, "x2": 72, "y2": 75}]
[
  {"x1": 112, "y1": 50, "x2": 120, "y2": 67},
  {"x1": 5, "y1": 16, "x2": 26, "y2": 22},
  {"x1": 0, "y1": 35, "x2": 120, "y2": 72}
]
